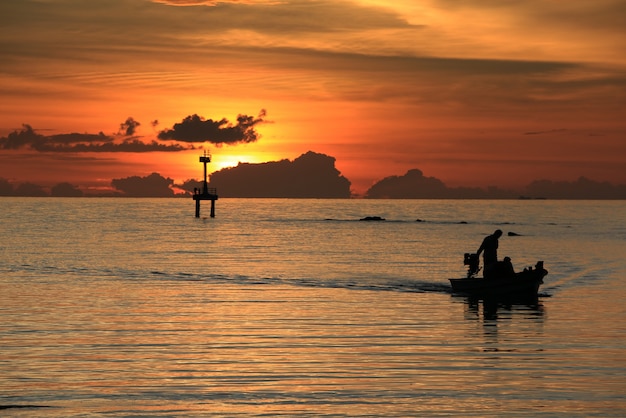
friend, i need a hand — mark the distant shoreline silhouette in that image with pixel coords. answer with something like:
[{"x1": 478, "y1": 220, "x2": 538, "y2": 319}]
[{"x1": 1, "y1": 152, "x2": 625, "y2": 199}]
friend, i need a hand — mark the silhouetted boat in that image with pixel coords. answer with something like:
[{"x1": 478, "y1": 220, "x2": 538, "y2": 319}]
[{"x1": 449, "y1": 254, "x2": 547, "y2": 297}]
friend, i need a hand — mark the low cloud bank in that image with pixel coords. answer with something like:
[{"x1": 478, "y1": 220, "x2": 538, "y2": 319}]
[
  {"x1": 2, "y1": 153, "x2": 625, "y2": 199},
  {"x1": 111, "y1": 173, "x2": 178, "y2": 197},
  {"x1": 364, "y1": 169, "x2": 626, "y2": 199}
]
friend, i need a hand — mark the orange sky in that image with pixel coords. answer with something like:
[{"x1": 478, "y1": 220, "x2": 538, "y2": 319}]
[{"x1": 1, "y1": 0, "x2": 625, "y2": 195}]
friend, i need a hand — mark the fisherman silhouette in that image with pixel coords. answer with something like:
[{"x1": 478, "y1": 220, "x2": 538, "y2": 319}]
[{"x1": 476, "y1": 229, "x2": 503, "y2": 278}]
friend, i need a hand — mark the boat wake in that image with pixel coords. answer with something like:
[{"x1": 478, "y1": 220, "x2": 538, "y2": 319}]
[
  {"x1": 155, "y1": 271, "x2": 454, "y2": 295},
  {"x1": 5, "y1": 263, "x2": 453, "y2": 295}
]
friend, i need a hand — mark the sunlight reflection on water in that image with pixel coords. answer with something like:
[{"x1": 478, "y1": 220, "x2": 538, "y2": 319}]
[{"x1": 1, "y1": 198, "x2": 626, "y2": 415}]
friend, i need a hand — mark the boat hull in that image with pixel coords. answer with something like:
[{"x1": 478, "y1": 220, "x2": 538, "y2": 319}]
[{"x1": 449, "y1": 268, "x2": 547, "y2": 297}]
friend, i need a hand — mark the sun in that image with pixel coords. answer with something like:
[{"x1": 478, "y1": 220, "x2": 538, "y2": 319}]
[
  {"x1": 209, "y1": 153, "x2": 269, "y2": 172},
  {"x1": 167, "y1": 148, "x2": 288, "y2": 184}
]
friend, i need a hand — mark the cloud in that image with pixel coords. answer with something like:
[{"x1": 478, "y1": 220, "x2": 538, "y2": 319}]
[
  {"x1": 2, "y1": 0, "x2": 621, "y2": 116},
  {"x1": 13, "y1": 182, "x2": 48, "y2": 197},
  {"x1": 431, "y1": 0, "x2": 626, "y2": 33},
  {"x1": 1, "y1": 0, "x2": 624, "y2": 193},
  {"x1": 252, "y1": 46, "x2": 577, "y2": 76},
  {"x1": 51, "y1": 182, "x2": 84, "y2": 197},
  {"x1": 0, "y1": 178, "x2": 14, "y2": 196},
  {"x1": 158, "y1": 110, "x2": 267, "y2": 145},
  {"x1": 365, "y1": 169, "x2": 517, "y2": 199},
  {"x1": 0, "y1": 124, "x2": 190, "y2": 153},
  {"x1": 0, "y1": 0, "x2": 415, "y2": 60},
  {"x1": 0, "y1": 124, "x2": 114, "y2": 151},
  {"x1": 49, "y1": 139, "x2": 189, "y2": 153},
  {"x1": 365, "y1": 168, "x2": 626, "y2": 199},
  {"x1": 366, "y1": 169, "x2": 454, "y2": 199},
  {"x1": 523, "y1": 129, "x2": 568, "y2": 135},
  {"x1": 153, "y1": 0, "x2": 268, "y2": 5},
  {"x1": 111, "y1": 172, "x2": 177, "y2": 197},
  {"x1": 208, "y1": 151, "x2": 351, "y2": 197},
  {"x1": 150, "y1": 0, "x2": 416, "y2": 33},
  {"x1": 119, "y1": 117, "x2": 141, "y2": 136}
]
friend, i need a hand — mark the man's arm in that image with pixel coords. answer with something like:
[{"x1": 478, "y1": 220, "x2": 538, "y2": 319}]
[{"x1": 476, "y1": 238, "x2": 486, "y2": 256}]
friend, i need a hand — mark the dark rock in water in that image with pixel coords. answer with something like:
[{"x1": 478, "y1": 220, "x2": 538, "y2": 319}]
[
  {"x1": 360, "y1": 216, "x2": 385, "y2": 221},
  {"x1": 416, "y1": 219, "x2": 425, "y2": 222},
  {"x1": 458, "y1": 221, "x2": 468, "y2": 224},
  {"x1": 508, "y1": 231, "x2": 522, "y2": 236}
]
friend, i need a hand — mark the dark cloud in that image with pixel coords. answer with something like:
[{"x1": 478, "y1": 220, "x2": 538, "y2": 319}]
[
  {"x1": 365, "y1": 169, "x2": 626, "y2": 199},
  {"x1": 367, "y1": 169, "x2": 464, "y2": 199},
  {"x1": 14, "y1": 182, "x2": 48, "y2": 197},
  {"x1": 47, "y1": 132, "x2": 114, "y2": 145},
  {"x1": 0, "y1": 124, "x2": 48, "y2": 150},
  {"x1": 365, "y1": 169, "x2": 515, "y2": 199},
  {"x1": 119, "y1": 117, "x2": 141, "y2": 136},
  {"x1": 0, "y1": 178, "x2": 85, "y2": 197},
  {"x1": 0, "y1": 125, "x2": 190, "y2": 152},
  {"x1": 111, "y1": 172, "x2": 177, "y2": 197},
  {"x1": 51, "y1": 182, "x2": 84, "y2": 197},
  {"x1": 0, "y1": 178, "x2": 14, "y2": 196},
  {"x1": 524, "y1": 129, "x2": 567, "y2": 135},
  {"x1": 208, "y1": 151, "x2": 351, "y2": 197},
  {"x1": 158, "y1": 110, "x2": 266, "y2": 145},
  {"x1": 179, "y1": 178, "x2": 203, "y2": 194},
  {"x1": 38, "y1": 139, "x2": 189, "y2": 153},
  {"x1": 369, "y1": 169, "x2": 440, "y2": 197}
]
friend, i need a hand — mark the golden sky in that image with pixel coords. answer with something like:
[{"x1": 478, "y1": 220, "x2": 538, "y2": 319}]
[{"x1": 1, "y1": 0, "x2": 625, "y2": 194}]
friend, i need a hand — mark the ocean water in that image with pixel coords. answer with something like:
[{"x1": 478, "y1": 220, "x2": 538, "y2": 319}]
[{"x1": 1, "y1": 197, "x2": 625, "y2": 416}]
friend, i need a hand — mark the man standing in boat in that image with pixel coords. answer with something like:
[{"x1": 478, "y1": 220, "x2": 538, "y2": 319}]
[{"x1": 476, "y1": 229, "x2": 502, "y2": 278}]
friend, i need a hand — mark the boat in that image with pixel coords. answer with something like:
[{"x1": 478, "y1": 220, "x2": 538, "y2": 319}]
[{"x1": 449, "y1": 253, "x2": 548, "y2": 297}]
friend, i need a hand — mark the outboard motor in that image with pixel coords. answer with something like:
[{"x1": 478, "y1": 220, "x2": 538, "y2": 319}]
[{"x1": 464, "y1": 253, "x2": 480, "y2": 278}]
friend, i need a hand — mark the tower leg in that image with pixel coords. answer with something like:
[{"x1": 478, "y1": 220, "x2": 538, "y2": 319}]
[
  {"x1": 195, "y1": 199, "x2": 200, "y2": 218},
  {"x1": 210, "y1": 199, "x2": 216, "y2": 218}
]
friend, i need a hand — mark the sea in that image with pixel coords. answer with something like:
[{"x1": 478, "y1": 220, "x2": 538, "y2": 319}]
[{"x1": 1, "y1": 197, "x2": 625, "y2": 417}]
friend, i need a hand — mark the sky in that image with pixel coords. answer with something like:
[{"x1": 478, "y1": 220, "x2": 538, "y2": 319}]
[{"x1": 1, "y1": 0, "x2": 625, "y2": 195}]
